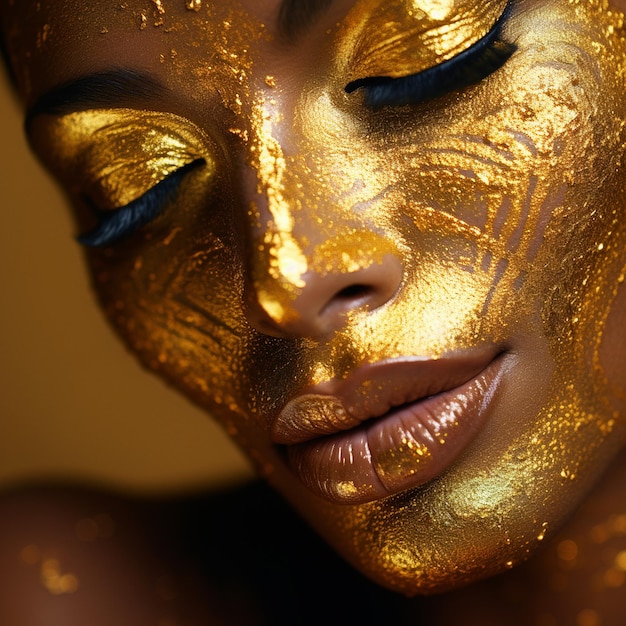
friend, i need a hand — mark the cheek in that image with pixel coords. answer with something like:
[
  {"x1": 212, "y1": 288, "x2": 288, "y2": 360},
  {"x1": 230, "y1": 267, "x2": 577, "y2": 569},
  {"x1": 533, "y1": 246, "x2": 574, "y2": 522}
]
[{"x1": 85, "y1": 207, "x2": 257, "y2": 434}]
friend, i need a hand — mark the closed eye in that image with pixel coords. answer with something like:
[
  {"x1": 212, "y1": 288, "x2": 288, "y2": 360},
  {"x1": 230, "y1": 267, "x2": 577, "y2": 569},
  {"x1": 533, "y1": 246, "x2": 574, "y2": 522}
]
[
  {"x1": 79, "y1": 159, "x2": 205, "y2": 247},
  {"x1": 345, "y1": 2, "x2": 516, "y2": 109}
]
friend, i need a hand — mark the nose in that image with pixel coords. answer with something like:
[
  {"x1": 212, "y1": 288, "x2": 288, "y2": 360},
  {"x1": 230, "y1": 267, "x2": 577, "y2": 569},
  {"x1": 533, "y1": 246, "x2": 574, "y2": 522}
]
[{"x1": 245, "y1": 231, "x2": 404, "y2": 339}]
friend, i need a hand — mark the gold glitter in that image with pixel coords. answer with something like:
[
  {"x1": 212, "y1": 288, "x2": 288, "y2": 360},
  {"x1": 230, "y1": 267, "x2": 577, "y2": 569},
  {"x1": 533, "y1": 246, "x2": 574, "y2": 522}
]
[
  {"x1": 163, "y1": 227, "x2": 183, "y2": 246},
  {"x1": 40, "y1": 559, "x2": 79, "y2": 595},
  {"x1": 249, "y1": 100, "x2": 308, "y2": 319},
  {"x1": 185, "y1": 0, "x2": 201, "y2": 11},
  {"x1": 338, "y1": 0, "x2": 509, "y2": 82},
  {"x1": 229, "y1": 127, "x2": 249, "y2": 142},
  {"x1": 537, "y1": 522, "x2": 549, "y2": 542},
  {"x1": 307, "y1": 0, "x2": 626, "y2": 593},
  {"x1": 31, "y1": 109, "x2": 215, "y2": 210},
  {"x1": 19, "y1": 0, "x2": 626, "y2": 598},
  {"x1": 35, "y1": 23, "x2": 51, "y2": 48},
  {"x1": 335, "y1": 481, "x2": 361, "y2": 498},
  {"x1": 265, "y1": 75, "x2": 277, "y2": 88}
]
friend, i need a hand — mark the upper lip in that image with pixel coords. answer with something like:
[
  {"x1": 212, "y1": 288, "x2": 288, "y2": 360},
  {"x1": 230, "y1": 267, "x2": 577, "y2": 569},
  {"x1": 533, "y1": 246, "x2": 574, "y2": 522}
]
[{"x1": 271, "y1": 349, "x2": 502, "y2": 445}]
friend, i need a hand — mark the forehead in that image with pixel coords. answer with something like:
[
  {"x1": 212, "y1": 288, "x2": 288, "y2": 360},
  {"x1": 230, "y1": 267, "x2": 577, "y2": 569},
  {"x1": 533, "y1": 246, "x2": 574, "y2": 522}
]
[
  {"x1": 1, "y1": 0, "x2": 288, "y2": 103},
  {"x1": 2, "y1": 0, "x2": 508, "y2": 104},
  {"x1": 1, "y1": 2, "x2": 206, "y2": 99}
]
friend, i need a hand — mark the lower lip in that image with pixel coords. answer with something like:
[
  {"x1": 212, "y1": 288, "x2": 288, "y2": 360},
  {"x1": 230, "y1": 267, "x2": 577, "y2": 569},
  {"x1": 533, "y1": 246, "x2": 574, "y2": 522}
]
[{"x1": 283, "y1": 358, "x2": 504, "y2": 505}]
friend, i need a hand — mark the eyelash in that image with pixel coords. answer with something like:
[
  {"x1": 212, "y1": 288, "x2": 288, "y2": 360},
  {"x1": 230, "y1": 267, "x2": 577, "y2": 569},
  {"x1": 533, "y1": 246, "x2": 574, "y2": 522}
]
[
  {"x1": 345, "y1": 3, "x2": 516, "y2": 109},
  {"x1": 77, "y1": 11, "x2": 515, "y2": 246},
  {"x1": 78, "y1": 159, "x2": 205, "y2": 248}
]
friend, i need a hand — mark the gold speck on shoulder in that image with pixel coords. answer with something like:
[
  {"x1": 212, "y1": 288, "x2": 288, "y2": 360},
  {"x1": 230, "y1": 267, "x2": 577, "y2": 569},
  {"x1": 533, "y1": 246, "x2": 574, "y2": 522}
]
[{"x1": 40, "y1": 559, "x2": 79, "y2": 595}]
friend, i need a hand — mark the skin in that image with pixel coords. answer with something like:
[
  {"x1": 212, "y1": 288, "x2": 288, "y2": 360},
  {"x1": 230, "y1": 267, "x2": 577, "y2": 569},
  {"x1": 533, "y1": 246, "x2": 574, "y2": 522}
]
[{"x1": 1, "y1": 0, "x2": 626, "y2": 622}]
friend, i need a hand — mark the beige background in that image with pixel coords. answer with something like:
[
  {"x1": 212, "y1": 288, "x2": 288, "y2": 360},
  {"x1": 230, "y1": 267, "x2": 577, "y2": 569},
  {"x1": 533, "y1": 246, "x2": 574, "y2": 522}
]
[{"x1": 0, "y1": 73, "x2": 251, "y2": 493}]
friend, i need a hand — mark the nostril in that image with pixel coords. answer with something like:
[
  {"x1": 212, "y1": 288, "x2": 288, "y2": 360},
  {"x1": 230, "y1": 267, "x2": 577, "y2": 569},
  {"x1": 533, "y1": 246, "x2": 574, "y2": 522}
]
[
  {"x1": 336, "y1": 284, "x2": 373, "y2": 301},
  {"x1": 246, "y1": 249, "x2": 403, "y2": 338}
]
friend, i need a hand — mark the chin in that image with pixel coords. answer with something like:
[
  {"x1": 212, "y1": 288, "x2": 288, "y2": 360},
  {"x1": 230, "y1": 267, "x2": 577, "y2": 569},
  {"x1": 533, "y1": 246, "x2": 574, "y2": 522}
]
[{"x1": 265, "y1": 401, "x2": 626, "y2": 596}]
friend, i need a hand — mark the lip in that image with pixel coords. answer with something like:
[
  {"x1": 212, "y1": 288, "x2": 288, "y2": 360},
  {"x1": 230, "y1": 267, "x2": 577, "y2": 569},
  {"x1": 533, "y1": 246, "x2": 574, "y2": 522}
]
[{"x1": 272, "y1": 350, "x2": 505, "y2": 504}]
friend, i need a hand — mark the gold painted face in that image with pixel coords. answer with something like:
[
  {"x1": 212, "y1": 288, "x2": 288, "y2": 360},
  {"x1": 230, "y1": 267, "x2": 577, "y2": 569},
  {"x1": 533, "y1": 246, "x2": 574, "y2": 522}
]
[{"x1": 5, "y1": 0, "x2": 626, "y2": 595}]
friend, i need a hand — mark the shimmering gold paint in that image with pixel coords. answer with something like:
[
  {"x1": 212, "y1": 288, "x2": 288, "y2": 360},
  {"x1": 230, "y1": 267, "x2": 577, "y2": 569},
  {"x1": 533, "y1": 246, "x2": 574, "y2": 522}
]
[
  {"x1": 309, "y1": 231, "x2": 400, "y2": 276},
  {"x1": 19, "y1": 0, "x2": 626, "y2": 598},
  {"x1": 375, "y1": 437, "x2": 432, "y2": 482},
  {"x1": 31, "y1": 109, "x2": 214, "y2": 210},
  {"x1": 337, "y1": 0, "x2": 509, "y2": 82},
  {"x1": 247, "y1": 96, "x2": 402, "y2": 325},
  {"x1": 306, "y1": 0, "x2": 626, "y2": 593},
  {"x1": 250, "y1": 99, "x2": 309, "y2": 316}
]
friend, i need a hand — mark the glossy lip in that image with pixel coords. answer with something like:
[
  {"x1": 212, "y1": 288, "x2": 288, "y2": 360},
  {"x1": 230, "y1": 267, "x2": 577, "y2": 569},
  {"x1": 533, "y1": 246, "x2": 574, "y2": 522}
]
[{"x1": 272, "y1": 350, "x2": 506, "y2": 504}]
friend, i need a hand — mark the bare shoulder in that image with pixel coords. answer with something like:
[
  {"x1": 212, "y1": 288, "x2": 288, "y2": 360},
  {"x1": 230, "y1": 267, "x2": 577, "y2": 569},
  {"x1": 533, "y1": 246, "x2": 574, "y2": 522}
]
[
  {"x1": 0, "y1": 481, "x2": 415, "y2": 626},
  {"x1": 0, "y1": 483, "x2": 257, "y2": 626}
]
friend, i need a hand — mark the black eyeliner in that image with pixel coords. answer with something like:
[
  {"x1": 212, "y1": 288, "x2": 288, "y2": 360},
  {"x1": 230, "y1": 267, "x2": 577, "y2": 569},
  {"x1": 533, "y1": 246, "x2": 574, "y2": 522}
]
[
  {"x1": 345, "y1": 2, "x2": 516, "y2": 109},
  {"x1": 78, "y1": 159, "x2": 204, "y2": 248}
]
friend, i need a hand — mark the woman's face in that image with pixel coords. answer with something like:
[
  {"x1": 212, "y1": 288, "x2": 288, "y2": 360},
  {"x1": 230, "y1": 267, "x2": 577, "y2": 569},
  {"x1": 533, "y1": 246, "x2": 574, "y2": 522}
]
[{"x1": 3, "y1": 0, "x2": 626, "y2": 594}]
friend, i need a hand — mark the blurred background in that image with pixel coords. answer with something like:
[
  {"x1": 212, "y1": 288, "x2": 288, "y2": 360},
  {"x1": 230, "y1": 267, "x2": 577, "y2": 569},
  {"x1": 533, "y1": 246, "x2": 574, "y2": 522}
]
[{"x1": 0, "y1": 73, "x2": 251, "y2": 494}]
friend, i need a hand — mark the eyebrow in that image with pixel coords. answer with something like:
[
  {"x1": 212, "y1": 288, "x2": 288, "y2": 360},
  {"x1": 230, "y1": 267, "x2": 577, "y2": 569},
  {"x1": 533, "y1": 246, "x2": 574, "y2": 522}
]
[
  {"x1": 25, "y1": 69, "x2": 167, "y2": 130},
  {"x1": 278, "y1": 0, "x2": 334, "y2": 39}
]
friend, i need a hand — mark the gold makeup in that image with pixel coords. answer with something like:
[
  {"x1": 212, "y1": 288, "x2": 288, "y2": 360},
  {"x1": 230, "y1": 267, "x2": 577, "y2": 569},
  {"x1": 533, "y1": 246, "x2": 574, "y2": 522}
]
[
  {"x1": 296, "y1": 0, "x2": 626, "y2": 593},
  {"x1": 31, "y1": 109, "x2": 213, "y2": 210},
  {"x1": 20, "y1": 0, "x2": 626, "y2": 599},
  {"x1": 247, "y1": 98, "x2": 402, "y2": 324},
  {"x1": 338, "y1": 0, "x2": 510, "y2": 82}
]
